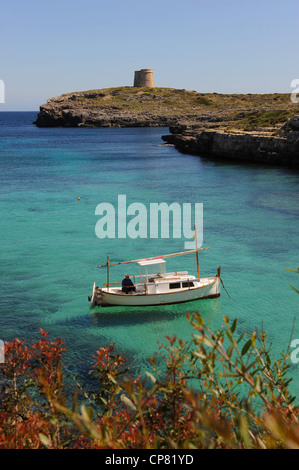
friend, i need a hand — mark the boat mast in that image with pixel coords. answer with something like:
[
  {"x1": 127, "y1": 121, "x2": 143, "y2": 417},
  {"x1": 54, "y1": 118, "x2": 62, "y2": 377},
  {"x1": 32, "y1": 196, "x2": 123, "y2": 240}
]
[
  {"x1": 106, "y1": 256, "x2": 109, "y2": 292},
  {"x1": 194, "y1": 225, "x2": 200, "y2": 279}
]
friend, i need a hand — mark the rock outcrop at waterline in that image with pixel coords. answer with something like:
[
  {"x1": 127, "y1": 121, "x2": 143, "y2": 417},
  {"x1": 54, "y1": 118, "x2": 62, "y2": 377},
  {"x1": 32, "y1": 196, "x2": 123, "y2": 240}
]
[
  {"x1": 34, "y1": 87, "x2": 299, "y2": 166},
  {"x1": 35, "y1": 102, "x2": 177, "y2": 128},
  {"x1": 162, "y1": 116, "x2": 299, "y2": 166}
]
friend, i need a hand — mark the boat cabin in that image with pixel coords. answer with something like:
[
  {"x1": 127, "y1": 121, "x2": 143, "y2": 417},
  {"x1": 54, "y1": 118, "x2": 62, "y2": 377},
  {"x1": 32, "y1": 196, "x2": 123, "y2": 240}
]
[{"x1": 126, "y1": 258, "x2": 197, "y2": 295}]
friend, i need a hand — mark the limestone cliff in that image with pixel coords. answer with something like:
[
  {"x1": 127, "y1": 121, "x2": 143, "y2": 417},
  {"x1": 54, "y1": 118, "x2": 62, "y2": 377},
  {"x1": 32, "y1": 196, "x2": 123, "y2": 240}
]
[{"x1": 161, "y1": 116, "x2": 299, "y2": 166}]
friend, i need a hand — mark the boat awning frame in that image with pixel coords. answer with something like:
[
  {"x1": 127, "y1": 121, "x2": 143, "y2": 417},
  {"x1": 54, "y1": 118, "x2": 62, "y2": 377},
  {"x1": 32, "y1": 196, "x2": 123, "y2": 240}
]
[{"x1": 137, "y1": 259, "x2": 166, "y2": 267}]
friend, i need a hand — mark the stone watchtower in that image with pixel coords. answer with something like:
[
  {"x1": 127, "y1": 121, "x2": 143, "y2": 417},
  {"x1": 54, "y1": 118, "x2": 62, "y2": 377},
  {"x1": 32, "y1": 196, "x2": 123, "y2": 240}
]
[{"x1": 133, "y1": 69, "x2": 154, "y2": 87}]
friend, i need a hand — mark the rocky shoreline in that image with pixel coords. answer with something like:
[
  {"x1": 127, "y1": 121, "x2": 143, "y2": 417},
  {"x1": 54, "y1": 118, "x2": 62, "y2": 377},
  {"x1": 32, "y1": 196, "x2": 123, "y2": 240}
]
[
  {"x1": 34, "y1": 87, "x2": 299, "y2": 166},
  {"x1": 161, "y1": 118, "x2": 299, "y2": 166},
  {"x1": 35, "y1": 102, "x2": 179, "y2": 128}
]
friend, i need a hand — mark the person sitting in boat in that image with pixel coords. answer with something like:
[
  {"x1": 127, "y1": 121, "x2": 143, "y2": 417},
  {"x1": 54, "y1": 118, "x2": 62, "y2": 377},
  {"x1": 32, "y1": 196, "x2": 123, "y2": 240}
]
[{"x1": 122, "y1": 274, "x2": 136, "y2": 294}]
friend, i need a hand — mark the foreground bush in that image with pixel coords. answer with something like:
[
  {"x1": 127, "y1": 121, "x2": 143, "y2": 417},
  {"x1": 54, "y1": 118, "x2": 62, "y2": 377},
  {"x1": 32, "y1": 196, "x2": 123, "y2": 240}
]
[{"x1": 0, "y1": 314, "x2": 299, "y2": 449}]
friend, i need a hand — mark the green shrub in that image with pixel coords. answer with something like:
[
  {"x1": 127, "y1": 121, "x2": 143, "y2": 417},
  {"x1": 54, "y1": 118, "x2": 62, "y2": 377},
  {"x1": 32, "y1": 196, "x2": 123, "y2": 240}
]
[{"x1": 1, "y1": 313, "x2": 299, "y2": 449}]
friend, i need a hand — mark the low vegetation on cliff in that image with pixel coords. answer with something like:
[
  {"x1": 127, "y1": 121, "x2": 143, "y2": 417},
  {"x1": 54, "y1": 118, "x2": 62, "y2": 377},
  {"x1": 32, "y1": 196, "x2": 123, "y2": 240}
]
[{"x1": 61, "y1": 86, "x2": 295, "y2": 117}]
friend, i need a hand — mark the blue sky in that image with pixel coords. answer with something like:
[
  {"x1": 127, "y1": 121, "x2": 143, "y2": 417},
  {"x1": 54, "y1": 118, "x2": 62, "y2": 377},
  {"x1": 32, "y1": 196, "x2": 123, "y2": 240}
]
[{"x1": 1, "y1": 0, "x2": 298, "y2": 110}]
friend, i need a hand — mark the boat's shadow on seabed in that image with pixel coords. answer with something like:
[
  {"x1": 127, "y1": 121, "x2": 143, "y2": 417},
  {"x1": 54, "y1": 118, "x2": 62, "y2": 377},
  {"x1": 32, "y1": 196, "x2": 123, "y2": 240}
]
[{"x1": 89, "y1": 297, "x2": 221, "y2": 328}]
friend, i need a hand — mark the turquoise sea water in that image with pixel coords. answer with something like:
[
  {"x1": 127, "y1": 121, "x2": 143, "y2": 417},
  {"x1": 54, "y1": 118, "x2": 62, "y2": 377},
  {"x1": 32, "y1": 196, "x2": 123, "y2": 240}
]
[{"x1": 0, "y1": 112, "x2": 298, "y2": 392}]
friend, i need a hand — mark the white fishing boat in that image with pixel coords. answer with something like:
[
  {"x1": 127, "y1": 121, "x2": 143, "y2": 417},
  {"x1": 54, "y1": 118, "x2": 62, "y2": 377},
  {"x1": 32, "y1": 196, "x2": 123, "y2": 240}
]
[{"x1": 89, "y1": 231, "x2": 221, "y2": 308}]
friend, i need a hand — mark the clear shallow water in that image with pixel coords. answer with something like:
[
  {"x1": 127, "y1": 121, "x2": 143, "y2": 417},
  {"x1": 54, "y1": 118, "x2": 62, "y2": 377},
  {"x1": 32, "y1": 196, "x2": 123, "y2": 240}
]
[{"x1": 0, "y1": 112, "x2": 299, "y2": 392}]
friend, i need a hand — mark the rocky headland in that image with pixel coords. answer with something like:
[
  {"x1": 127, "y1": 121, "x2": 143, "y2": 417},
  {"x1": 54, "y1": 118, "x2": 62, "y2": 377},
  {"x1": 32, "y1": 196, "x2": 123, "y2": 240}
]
[{"x1": 34, "y1": 87, "x2": 299, "y2": 166}]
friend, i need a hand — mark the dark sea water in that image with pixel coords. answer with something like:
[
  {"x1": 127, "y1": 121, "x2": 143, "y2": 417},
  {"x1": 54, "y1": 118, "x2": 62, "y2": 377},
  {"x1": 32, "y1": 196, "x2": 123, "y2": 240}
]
[{"x1": 0, "y1": 112, "x2": 299, "y2": 393}]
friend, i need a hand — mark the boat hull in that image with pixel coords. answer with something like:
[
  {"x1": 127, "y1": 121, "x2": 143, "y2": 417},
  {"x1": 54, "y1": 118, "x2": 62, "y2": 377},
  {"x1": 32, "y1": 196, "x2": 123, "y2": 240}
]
[{"x1": 97, "y1": 277, "x2": 220, "y2": 307}]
